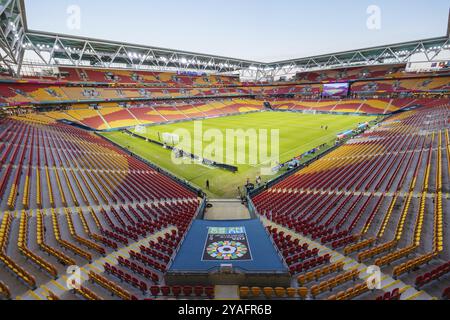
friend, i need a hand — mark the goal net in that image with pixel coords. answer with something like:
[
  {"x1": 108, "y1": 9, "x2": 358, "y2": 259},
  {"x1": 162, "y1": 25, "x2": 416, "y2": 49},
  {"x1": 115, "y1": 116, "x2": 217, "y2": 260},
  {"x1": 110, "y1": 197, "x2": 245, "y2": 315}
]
[
  {"x1": 135, "y1": 125, "x2": 146, "y2": 134},
  {"x1": 162, "y1": 133, "x2": 180, "y2": 145}
]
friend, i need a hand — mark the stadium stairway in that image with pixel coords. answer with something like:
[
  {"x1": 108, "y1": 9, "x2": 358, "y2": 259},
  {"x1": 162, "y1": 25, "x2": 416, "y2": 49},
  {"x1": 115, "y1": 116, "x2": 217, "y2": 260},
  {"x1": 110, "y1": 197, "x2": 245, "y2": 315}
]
[
  {"x1": 172, "y1": 105, "x2": 191, "y2": 120},
  {"x1": 383, "y1": 99, "x2": 394, "y2": 115},
  {"x1": 258, "y1": 216, "x2": 433, "y2": 300},
  {"x1": 152, "y1": 106, "x2": 169, "y2": 122},
  {"x1": 126, "y1": 108, "x2": 143, "y2": 125},
  {"x1": 214, "y1": 285, "x2": 240, "y2": 300},
  {"x1": 95, "y1": 110, "x2": 111, "y2": 130},
  {"x1": 17, "y1": 226, "x2": 176, "y2": 300}
]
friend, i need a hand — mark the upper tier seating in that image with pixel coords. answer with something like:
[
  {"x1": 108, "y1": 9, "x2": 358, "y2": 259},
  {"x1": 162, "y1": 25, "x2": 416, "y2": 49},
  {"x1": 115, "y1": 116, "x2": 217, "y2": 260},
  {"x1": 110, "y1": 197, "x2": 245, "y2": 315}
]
[
  {"x1": 270, "y1": 98, "x2": 420, "y2": 114},
  {"x1": 294, "y1": 64, "x2": 449, "y2": 83},
  {"x1": 41, "y1": 98, "x2": 263, "y2": 130},
  {"x1": 55, "y1": 67, "x2": 240, "y2": 87}
]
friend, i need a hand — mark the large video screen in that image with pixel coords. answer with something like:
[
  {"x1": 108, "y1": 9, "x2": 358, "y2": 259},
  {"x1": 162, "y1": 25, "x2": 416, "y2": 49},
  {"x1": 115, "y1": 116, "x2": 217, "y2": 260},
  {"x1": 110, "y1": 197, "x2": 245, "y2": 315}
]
[{"x1": 322, "y1": 83, "x2": 350, "y2": 97}]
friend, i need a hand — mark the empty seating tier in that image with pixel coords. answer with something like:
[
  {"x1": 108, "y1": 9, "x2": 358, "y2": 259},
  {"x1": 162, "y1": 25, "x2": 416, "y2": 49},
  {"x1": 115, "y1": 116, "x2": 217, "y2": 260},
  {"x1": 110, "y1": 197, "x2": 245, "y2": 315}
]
[
  {"x1": 0, "y1": 115, "x2": 201, "y2": 300},
  {"x1": 252, "y1": 102, "x2": 450, "y2": 298}
]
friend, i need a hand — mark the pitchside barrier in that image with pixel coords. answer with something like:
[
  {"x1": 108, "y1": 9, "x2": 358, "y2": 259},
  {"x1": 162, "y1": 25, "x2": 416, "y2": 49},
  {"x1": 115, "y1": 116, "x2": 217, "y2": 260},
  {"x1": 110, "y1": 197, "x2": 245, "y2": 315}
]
[
  {"x1": 124, "y1": 128, "x2": 165, "y2": 146},
  {"x1": 123, "y1": 129, "x2": 239, "y2": 173},
  {"x1": 57, "y1": 119, "x2": 96, "y2": 131}
]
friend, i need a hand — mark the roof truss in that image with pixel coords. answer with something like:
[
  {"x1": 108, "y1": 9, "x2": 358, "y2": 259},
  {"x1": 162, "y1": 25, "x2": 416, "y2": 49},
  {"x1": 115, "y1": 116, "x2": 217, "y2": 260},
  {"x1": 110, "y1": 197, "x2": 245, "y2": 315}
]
[{"x1": 0, "y1": 0, "x2": 448, "y2": 80}]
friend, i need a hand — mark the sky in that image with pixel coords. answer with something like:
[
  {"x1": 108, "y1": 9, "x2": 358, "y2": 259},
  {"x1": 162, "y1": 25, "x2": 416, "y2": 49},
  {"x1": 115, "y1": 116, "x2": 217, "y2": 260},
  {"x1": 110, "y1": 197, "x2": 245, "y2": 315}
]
[{"x1": 24, "y1": 0, "x2": 449, "y2": 62}]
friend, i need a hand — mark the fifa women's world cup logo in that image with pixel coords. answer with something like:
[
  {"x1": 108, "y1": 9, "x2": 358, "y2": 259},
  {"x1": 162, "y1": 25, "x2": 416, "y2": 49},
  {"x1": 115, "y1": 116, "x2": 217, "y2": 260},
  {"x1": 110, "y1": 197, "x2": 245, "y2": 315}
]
[
  {"x1": 202, "y1": 227, "x2": 253, "y2": 262},
  {"x1": 206, "y1": 241, "x2": 249, "y2": 260}
]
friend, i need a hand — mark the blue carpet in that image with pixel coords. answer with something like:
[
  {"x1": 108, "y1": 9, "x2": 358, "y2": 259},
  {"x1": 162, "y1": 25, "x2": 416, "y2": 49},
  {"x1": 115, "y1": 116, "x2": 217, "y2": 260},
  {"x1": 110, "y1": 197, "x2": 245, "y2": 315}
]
[{"x1": 169, "y1": 219, "x2": 287, "y2": 273}]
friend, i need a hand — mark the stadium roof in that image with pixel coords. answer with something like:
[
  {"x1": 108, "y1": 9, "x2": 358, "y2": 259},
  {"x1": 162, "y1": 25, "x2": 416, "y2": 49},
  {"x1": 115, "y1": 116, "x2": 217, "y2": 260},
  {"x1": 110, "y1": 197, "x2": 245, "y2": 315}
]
[
  {"x1": 0, "y1": 0, "x2": 449, "y2": 80},
  {"x1": 265, "y1": 37, "x2": 450, "y2": 69},
  {"x1": 24, "y1": 30, "x2": 264, "y2": 72}
]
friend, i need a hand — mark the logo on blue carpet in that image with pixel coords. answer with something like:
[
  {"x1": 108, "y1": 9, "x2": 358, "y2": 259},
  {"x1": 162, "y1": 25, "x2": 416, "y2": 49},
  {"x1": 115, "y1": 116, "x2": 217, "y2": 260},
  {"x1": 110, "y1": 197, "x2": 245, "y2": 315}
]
[{"x1": 202, "y1": 227, "x2": 253, "y2": 261}]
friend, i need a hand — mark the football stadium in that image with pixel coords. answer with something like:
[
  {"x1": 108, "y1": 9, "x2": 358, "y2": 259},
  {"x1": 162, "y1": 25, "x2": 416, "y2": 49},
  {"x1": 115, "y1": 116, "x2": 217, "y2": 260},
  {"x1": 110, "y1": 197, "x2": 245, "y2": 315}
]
[{"x1": 0, "y1": 0, "x2": 449, "y2": 308}]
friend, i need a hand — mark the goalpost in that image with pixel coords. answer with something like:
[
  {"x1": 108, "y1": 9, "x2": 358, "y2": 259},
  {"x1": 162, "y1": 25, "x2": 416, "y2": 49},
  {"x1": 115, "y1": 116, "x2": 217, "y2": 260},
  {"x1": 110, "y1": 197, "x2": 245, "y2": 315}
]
[
  {"x1": 135, "y1": 125, "x2": 146, "y2": 134},
  {"x1": 162, "y1": 133, "x2": 180, "y2": 145},
  {"x1": 303, "y1": 110, "x2": 317, "y2": 115}
]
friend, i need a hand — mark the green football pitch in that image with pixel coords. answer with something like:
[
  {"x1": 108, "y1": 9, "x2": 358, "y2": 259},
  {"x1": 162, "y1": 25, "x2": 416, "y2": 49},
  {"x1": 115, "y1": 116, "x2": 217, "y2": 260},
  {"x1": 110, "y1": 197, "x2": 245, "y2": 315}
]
[{"x1": 101, "y1": 112, "x2": 376, "y2": 198}]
